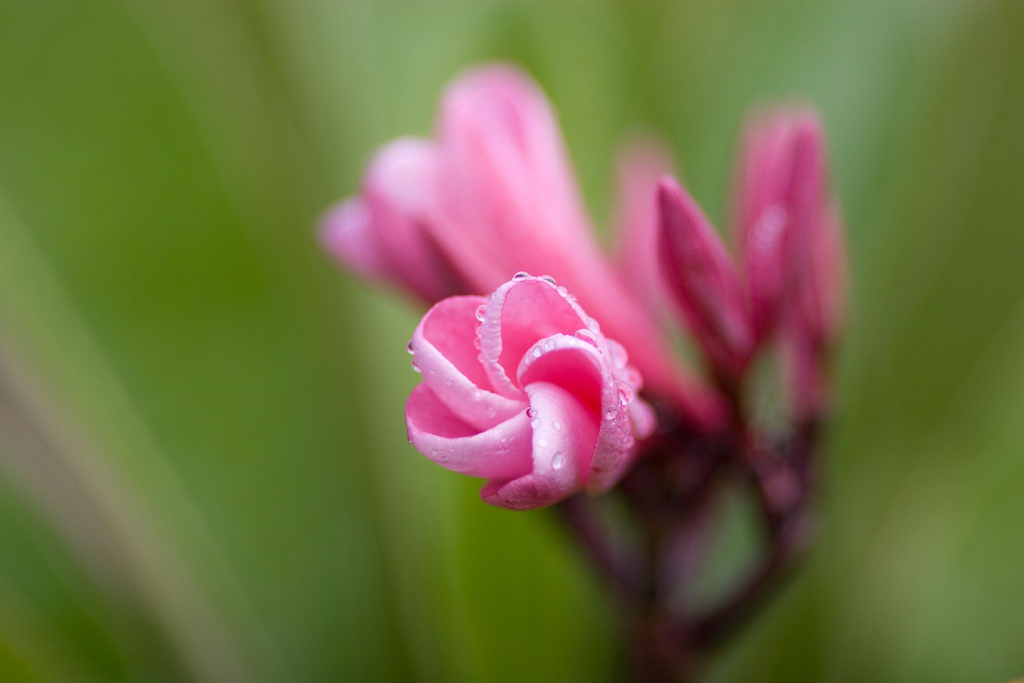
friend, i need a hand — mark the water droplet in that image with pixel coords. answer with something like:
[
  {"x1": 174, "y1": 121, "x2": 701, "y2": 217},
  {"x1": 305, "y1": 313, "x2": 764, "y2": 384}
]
[
  {"x1": 411, "y1": 360, "x2": 422, "y2": 373},
  {"x1": 552, "y1": 452, "x2": 566, "y2": 470},
  {"x1": 543, "y1": 338, "x2": 556, "y2": 351},
  {"x1": 574, "y1": 329, "x2": 597, "y2": 346},
  {"x1": 444, "y1": 378, "x2": 453, "y2": 387},
  {"x1": 530, "y1": 418, "x2": 541, "y2": 429},
  {"x1": 556, "y1": 285, "x2": 568, "y2": 296},
  {"x1": 586, "y1": 316, "x2": 601, "y2": 333},
  {"x1": 538, "y1": 437, "x2": 549, "y2": 448},
  {"x1": 473, "y1": 336, "x2": 481, "y2": 350},
  {"x1": 552, "y1": 421, "x2": 562, "y2": 431},
  {"x1": 605, "y1": 409, "x2": 616, "y2": 421},
  {"x1": 474, "y1": 389, "x2": 483, "y2": 400},
  {"x1": 607, "y1": 340, "x2": 628, "y2": 370},
  {"x1": 513, "y1": 271, "x2": 531, "y2": 280},
  {"x1": 532, "y1": 346, "x2": 542, "y2": 358},
  {"x1": 475, "y1": 305, "x2": 487, "y2": 322},
  {"x1": 541, "y1": 274, "x2": 556, "y2": 285},
  {"x1": 526, "y1": 407, "x2": 535, "y2": 418},
  {"x1": 617, "y1": 380, "x2": 635, "y2": 406},
  {"x1": 406, "y1": 340, "x2": 415, "y2": 355}
]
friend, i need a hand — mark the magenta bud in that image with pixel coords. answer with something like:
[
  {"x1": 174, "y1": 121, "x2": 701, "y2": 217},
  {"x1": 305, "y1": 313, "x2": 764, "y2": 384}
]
[{"x1": 656, "y1": 176, "x2": 754, "y2": 380}]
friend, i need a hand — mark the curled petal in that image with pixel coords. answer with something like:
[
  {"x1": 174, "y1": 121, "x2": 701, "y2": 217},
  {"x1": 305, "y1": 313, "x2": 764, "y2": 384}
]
[
  {"x1": 406, "y1": 384, "x2": 532, "y2": 480},
  {"x1": 657, "y1": 177, "x2": 753, "y2": 378},
  {"x1": 481, "y1": 381, "x2": 596, "y2": 510},
  {"x1": 478, "y1": 276, "x2": 592, "y2": 398},
  {"x1": 410, "y1": 296, "x2": 525, "y2": 430},
  {"x1": 517, "y1": 334, "x2": 640, "y2": 494}
]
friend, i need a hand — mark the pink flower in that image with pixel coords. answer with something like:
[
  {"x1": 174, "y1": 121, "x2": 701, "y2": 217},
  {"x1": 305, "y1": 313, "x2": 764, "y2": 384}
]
[
  {"x1": 405, "y1": 274, "x2": 655, "y2": 510},
  {"x1": 321, "y1": 63, "x2": 721, "y2": 430}
]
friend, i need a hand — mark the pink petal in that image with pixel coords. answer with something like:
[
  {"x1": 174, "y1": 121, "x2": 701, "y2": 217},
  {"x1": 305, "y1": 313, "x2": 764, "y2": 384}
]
[
  {"x1": 478, "y1": 276, "x2": 591, "y2": 398},
  {"x1": 437, "y1": 64, "x2": 593, "y2": 261},
  {"x1": 517, "y1": 334, "x2": 641, "y2": 494},
  {"x1": 657, "y1": 177, "x2": 753, "y2": 378},
  {"x1": 613, "y1": 136, "x2": 675, "y2": 315},
  {"x1": 319, "y1": 198, "x2": 391, "y2": 280},
  {"x1": 481, "y1": 381, "x2": 595, "y2": 510},
  {"x1": 361, "y1": 138, "x2": 467, "y2": 302},
  {"x1": 410, "y1": 296, "x2": 525, "y2": 430},
  {"x1": 406, "y1": 384, "x2": 532, "y2": 480}
]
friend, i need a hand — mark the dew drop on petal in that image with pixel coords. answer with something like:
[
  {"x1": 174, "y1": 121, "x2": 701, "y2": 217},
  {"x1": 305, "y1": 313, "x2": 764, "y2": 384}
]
[
  {"x1": 473, "y1": 336, "x2": 481, "y2": 350},
  {"x1": 532, "y1": 346, "x2": 542, "y2": 358},
  {"x1": 541, "y1": 274, "x2": 556, "y2": 285},
  {"x1": 605, "y1": 409, "x2": 616, "y2": 421},
  {"x1": 617, "y1": 380, "x2": 635, "y2": 406},
  {"x1": 411, "y1": 360, "x2": 421, "y2": 373},
  {"x1": 552, "y1": 451, "x2": 566, "y2": 470},
  {"x1": 556, "y1": 285, "x2": 568, "y2": 296},
  {"x1": 586, "y1": 316, "x2": 601, "y2": 333},
  {"x1": 475, "y1": 305, "x2": 487, "y2": 322},
  {"x1": 526, "y1": 407, "x2": 535, "y2": 418},
  {"x1": 543, "y1": 338, "x2": 555, "y2": 351},
  {"x1": 607, "y1": 340, "x2": 628, "y2": 370},
  {"x1": 552, "y1": 420, "x2": 561, "y2": 431},
  {"x1": 513, "y1": 271, "x2": 531, "y2": 280},
  {"x1": 574, "y1": 329, "x2": 597, "y2": 346},
  {"x1": 538, "y1": 438, "x2": 548, "y2": 448},
  {"x1": 530, "y1": 418, "x2": 541, "y2": 430},
  {"x1": 406, "y1": 340, "x2": 415, "y2": 355}
]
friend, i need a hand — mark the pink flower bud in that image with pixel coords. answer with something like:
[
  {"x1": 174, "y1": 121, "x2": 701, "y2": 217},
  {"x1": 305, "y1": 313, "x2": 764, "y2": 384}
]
[
  {"x1": 656, "y1": 177, "x2": 754, "y2": 380},
  {"x1": 734, "y1": 109, "x2": 830, "y2": 343},
  {"x1": 405, "y1": 275, "x2": 655, "y2": 510}
]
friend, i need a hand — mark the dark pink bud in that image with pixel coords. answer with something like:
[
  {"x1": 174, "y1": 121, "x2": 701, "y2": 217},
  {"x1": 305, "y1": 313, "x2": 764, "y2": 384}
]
[
  {"x1": 734, "y1": 109, "x2": 829, "y2": 343},
  {"x1": 657, "y1": 177, "x2": 754, "y2": 380}
]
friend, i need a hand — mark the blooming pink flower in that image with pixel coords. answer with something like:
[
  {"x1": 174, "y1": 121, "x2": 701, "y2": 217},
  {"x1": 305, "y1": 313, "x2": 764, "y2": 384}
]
[
  {"x1": 405, "y1": 274, "x2": 654, "y2": 510},
  {"x1": 321, "y1": 64, "x2": 722, "y2": 429}
]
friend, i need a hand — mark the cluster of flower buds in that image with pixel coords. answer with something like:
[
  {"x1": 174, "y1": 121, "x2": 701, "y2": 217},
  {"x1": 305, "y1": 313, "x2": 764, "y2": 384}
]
[{"x1": 321, "y1": 63, "x2": 845, "y2": 672}]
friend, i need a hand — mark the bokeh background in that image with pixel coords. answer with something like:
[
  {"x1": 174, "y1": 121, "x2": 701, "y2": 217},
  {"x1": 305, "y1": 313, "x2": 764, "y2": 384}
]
[{"x1": 1, "y1": 1, "x2": 1023, "y2": 681}]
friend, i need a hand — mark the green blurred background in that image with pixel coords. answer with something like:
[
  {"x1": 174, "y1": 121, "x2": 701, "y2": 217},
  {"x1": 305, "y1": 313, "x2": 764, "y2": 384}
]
[{"x1": 1, "y1": 1, "x2": 1023, "y2": 681}]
